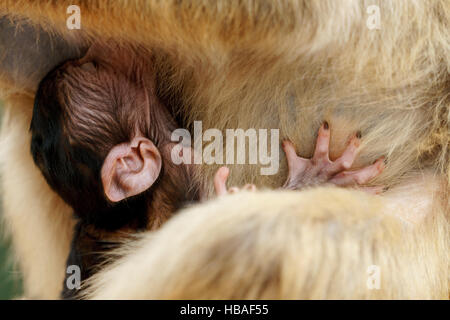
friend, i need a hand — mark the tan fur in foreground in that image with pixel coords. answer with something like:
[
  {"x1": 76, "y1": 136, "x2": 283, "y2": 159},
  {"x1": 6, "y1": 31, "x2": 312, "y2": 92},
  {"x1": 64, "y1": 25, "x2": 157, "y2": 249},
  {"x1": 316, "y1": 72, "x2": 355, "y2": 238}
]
[{"x1": 84, "y1": 188, "x2": 448, "y2": 299}]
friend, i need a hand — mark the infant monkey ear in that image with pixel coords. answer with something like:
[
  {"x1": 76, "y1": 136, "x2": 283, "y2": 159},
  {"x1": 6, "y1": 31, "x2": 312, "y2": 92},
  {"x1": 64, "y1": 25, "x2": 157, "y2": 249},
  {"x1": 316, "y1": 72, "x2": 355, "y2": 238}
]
[{"x1": 101, "y1": 137, "x2": 162, "y2": 202}]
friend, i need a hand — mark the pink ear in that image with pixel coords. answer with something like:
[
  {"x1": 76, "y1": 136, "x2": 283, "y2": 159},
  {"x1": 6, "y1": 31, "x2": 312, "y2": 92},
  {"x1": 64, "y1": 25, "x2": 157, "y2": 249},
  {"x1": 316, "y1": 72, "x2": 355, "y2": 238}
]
[{"x1": 101, "y1": 137, "x2": 162, "y2": 202}]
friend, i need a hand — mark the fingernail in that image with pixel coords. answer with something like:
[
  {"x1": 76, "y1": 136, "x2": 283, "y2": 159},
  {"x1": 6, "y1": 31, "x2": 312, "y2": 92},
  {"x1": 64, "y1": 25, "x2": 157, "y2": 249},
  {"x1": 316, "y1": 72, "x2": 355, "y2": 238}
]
[
  {"x1": 356, "y1": 131, "x2": 362, "y2": 139},
  {"x1": 374, "y1": 157, "x2": 387, "y2": 168},
  {"x1": 379, "y1": 156, "x2": 387, "y2": 165},
  {"x1": 323, "y1": 121, "x2": 329, "y2": 130}
]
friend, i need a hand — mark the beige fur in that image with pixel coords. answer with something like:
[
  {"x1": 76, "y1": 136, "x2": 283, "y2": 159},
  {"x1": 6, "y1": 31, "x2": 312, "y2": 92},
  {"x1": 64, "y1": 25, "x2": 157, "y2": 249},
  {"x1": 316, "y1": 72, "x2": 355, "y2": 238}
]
[
  {"x1": 84, "y1": 188, "x2": 448, "y2": 299},
  {"x1": 0, "y1": 0, "x2": 448, "y2": 299},
  {"x1": 0, "y1": 94, "x2": 75, "y2": 299}
]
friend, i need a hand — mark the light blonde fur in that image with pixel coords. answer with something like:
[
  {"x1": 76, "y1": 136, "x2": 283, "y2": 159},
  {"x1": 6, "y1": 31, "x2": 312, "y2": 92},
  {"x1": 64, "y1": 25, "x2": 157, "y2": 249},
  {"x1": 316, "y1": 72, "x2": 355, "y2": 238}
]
[
  {"x1": 0, "y1": 94, "x2": 75, "y2": 299},
  {"x1": 0, "y1": 0, "x2": 448, "y2": 299},
  {"x1": 84, "y1": 188, "x2": 448, "y2": 299}
]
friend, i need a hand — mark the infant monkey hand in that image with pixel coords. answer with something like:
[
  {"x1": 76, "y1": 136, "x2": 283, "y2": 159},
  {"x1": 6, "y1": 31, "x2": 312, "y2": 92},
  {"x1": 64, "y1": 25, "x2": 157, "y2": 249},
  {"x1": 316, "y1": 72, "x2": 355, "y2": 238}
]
[
  {"x1": 214, "y1": 166, "x2": 257, "y2": 196},
  {"x1": 213, "y1": 122, "x2": 385, "y2": 196},
  {"x1": 282, "y1": 122, "x2": 385, "y2": 194}
]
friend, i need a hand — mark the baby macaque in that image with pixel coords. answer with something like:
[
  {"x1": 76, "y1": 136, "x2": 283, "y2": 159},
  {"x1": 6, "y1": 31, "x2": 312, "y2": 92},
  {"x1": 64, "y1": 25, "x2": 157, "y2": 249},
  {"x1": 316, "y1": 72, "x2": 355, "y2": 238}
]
[{"x1": 30, "y1": 43, "x2": 385, "y2": 298}]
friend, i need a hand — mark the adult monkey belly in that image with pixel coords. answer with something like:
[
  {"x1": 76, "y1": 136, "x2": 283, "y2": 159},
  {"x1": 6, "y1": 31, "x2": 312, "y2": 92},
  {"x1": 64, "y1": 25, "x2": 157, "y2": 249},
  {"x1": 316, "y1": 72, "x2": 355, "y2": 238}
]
[{"x1": 0, "y1": 1, "x2": 448, "y2": 299}]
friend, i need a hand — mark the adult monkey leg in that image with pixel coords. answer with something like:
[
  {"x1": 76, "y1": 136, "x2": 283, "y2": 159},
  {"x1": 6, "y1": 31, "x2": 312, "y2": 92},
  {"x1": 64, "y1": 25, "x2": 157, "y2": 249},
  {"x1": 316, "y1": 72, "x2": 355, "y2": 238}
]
[
  {"x1": 0, "y1": 95, "x2": 75, "y2": 299},
  {"x1": 0, "y1": 18, "x2": 85, "y2": 298},
  {"x1": 0, "y1": 1, "x2": 448, "y2": 299},
  {"x1": 84, "y1": 187, "x2": 448, "y2": 299}
]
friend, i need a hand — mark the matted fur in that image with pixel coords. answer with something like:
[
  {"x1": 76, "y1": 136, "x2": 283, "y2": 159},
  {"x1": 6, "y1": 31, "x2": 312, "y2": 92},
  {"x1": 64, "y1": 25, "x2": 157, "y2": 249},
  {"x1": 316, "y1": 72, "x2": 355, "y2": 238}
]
[{"x1": 0, "y1": 0, "x2": 448, "y2": 299}]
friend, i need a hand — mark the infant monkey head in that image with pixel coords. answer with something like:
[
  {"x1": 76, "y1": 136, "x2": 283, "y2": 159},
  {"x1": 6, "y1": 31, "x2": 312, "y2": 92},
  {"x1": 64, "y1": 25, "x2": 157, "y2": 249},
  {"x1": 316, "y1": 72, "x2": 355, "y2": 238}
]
[{"x1": 30, "y1": 44, "x2": 191, "y2": 230}]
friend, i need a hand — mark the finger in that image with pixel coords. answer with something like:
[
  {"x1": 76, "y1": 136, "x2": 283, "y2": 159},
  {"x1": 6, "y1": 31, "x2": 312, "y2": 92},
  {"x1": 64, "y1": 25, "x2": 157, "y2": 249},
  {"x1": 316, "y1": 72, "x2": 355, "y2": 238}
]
[
  {"x1": 282, "y1": 140, "x2": 299, "y2": 168},
  {"x1": 282, "y1": 140, "x2": 307, "y2": 173},
  {"x1": 228, "y1": 187, "x2": 240, "y2": 194},
  {"x1": 214, "y1": 166, "x2": 230, "y2": 196},
  {"x1": 326, "y1": 132, "x2": 361, "y2": 175},
  {"x1": 313, "y1": 122, "x2": 330, "y2": 161},
  {"x1": 329, "y1": 157, "x2": 385, "y2": 186},
  {"x1": 243, "y1": 184, "x2": 257, "y2": 192}
]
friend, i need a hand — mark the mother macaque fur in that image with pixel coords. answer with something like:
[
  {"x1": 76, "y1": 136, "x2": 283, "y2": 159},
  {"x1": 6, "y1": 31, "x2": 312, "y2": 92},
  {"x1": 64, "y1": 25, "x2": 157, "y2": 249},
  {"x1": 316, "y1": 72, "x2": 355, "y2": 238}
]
[
  {"x1": 0, "y1": 0, "x2": 448, "y2": 299},
  {"x1": 83, "y1": 188, "x2": 448, "y2": 299}
]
